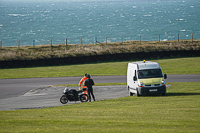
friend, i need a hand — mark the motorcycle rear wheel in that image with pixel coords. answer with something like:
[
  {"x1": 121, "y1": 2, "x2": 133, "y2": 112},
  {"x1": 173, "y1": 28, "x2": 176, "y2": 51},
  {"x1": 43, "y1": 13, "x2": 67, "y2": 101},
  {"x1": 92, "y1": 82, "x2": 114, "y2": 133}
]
[
  {"x1": 60, "y1": 95, "x2": 68, "y2": 104},
  {"x1": 80, "y1": 94, "x2": 88, "y2": 102}
]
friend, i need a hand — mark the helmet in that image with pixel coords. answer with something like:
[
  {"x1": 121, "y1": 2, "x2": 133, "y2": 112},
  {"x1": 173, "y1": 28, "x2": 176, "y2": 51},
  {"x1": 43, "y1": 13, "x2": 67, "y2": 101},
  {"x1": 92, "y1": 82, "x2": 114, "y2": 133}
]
[{"x1": 87, "y1": 74, "x2": 91, "y2": 78}]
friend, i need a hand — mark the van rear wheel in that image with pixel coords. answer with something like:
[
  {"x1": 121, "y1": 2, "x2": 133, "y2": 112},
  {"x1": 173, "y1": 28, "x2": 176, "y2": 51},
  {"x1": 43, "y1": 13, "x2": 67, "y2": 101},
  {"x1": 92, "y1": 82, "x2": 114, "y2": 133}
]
[
  {"x1": 129, "y1": 91, "x2": 134, "y2": 96},
  {"x1": 128, "y1": 87, "x2": 134, "y2": 96}
]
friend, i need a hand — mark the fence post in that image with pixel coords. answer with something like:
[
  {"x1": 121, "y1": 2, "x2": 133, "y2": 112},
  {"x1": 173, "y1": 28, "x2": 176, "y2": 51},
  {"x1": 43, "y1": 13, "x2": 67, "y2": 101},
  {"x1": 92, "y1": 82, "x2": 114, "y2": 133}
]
[
  {"x1": 33, "y1": 40, "x2": 35, "y2": 48},
  {"x1": 177, "y1": 33, "x2": 179, "y2": 42},
  {"x1": 65, "y1": 38, "x2": 67, "y2": 47},
  {"x1": 158, "y1": 35, "x2": 160, "y2": 42},
  {"x1": 0, "y1": 41, "x2": 2, "y2": 49},
  {"x1": 65, "y1": 38, "x2": 67, "y2": 52},
  {"x1": 192, "y1": 33, "x2": 193, "y2": 43},
  {"x1": 50, "y1": 39, "x2": 52, "y2": 51},
  {"x1": 105, "y1": 37, "x2": 107, "y2": 45},
  {"x1": 121, "y1": 36, "x2": 123, "y2": 44},
  {"x1": 139, "y1": 35, "x2": 141, "y2": 44},
  {"x1": 18, "y1": 40, "x2": 20, "y2": 49},
  {"x1": 80, "y1": 38, "x2": 82, "y2": 45},
  {"x1": 95, "y1": 37, "x2": 97, "y2": 45}
]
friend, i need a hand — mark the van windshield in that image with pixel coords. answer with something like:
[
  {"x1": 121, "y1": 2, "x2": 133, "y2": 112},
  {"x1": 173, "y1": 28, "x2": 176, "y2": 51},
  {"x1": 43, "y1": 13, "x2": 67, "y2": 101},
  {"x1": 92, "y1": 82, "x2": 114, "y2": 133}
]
[{"x1": 138, "y1": 69, "x2": 163, "y2": 79}]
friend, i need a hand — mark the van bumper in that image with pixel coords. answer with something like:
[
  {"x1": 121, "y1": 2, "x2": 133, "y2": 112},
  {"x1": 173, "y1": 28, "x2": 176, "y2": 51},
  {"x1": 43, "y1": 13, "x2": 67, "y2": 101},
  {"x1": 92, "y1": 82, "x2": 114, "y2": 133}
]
[{"x1": 137, "y1": 85, "x2": 166, "y2": 96}]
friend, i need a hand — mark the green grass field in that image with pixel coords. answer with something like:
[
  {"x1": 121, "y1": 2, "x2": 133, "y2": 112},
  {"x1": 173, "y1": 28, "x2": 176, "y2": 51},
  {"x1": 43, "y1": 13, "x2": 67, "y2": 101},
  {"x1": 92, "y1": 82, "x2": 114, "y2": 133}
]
[
  {"x1": 0, "y1": 82, "x2": 199, "y2": 133},
  {"x1": 0, "y1": 57, "x2": 200, "y2": 132},
  {"x1": 0, "y1": 57, "x2": 200, "y2": 79}
]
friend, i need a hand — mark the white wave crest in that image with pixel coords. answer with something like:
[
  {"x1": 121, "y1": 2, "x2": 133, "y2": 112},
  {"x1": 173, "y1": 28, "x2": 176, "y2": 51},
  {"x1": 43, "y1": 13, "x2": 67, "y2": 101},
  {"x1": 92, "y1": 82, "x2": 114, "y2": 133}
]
[
  {"x1": 8, "y1": 14, "x2": 26, "y2": 17},
  {"x1": 180, "y1": 29, "x2": 186, "y2": 31}
]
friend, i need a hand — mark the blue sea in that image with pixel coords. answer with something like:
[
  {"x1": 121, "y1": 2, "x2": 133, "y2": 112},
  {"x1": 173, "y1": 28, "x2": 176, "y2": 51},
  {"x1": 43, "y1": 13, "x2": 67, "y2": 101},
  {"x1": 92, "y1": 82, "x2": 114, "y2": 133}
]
[{"x1": 0, "y1": 0, "x2": 200, "y2": 46}]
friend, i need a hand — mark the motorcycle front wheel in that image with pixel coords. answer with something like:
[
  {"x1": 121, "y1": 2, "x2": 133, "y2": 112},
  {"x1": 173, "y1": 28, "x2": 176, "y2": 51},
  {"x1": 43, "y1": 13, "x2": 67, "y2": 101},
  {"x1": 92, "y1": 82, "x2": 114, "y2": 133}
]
[
  {"x1": 60, "y1": 95, "x2": 68, "y2": 104},
  {"x1": 80, "y1": 94, "x2": 88, "y2": 102}
]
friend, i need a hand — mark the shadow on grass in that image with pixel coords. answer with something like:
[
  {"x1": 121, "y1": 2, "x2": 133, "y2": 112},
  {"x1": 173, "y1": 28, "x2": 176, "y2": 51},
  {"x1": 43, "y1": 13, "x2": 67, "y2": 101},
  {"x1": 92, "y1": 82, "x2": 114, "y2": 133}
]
[
  {"x1": 139, "y1": 92, "x2": 200, "y2": 97},
  {"x1": 166, "y1": 92, "x2": 200, "y2": 96}
]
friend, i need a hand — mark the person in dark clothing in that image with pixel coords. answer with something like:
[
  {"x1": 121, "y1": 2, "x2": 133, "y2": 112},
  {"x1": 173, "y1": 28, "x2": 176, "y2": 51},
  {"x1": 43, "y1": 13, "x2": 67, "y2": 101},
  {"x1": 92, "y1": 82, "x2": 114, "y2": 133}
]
[{"x1": 84, "y1": 74, "x2": 95, "y2": 102}]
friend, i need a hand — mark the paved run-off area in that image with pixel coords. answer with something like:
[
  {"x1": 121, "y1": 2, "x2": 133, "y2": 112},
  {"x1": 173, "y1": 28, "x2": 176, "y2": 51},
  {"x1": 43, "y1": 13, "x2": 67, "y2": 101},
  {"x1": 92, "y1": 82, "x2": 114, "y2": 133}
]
[
  {"x1": 0, "y1": 85, "x2": 129, "y2": 110},
  {"x1": 1, "y1": 74, "x2": 199, "y2": 111}
]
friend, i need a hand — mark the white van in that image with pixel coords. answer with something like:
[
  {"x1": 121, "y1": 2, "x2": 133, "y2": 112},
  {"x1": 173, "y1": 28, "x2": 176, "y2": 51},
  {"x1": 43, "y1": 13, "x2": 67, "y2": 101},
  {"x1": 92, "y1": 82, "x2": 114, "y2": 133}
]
[{"x1": 127, "y1": 60, "x2": 167, "y2": 96}]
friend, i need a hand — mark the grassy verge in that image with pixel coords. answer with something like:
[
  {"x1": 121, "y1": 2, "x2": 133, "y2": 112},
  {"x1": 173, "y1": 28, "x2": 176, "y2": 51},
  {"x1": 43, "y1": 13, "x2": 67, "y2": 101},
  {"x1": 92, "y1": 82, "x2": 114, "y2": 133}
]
[
  {"x1": 0, "y1": 39, "x2": 199, "y2": 61},
  {"x1": 0, "y1": 82, "x2": 199, "y2": 133},
  {"x1": 0, "y1": 57, "x2": 200, "y2": 79}
]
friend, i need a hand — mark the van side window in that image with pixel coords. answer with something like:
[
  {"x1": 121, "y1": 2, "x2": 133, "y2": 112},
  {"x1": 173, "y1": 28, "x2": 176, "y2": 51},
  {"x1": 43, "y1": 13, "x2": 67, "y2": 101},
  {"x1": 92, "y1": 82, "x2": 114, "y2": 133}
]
[
  {"x1": 133, "y1": 70, "x2": 137, "y2": 81},
  {"x1": 138, "y1": 72, "x2": 144, "y2": 78}
]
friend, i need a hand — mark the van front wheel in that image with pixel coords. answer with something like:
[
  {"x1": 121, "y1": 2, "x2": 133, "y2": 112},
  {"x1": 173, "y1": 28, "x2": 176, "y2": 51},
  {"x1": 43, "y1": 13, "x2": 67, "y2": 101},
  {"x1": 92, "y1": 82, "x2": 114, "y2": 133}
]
[{"x1": 137, "y1": 90, "x2": 141, "y2": 97}]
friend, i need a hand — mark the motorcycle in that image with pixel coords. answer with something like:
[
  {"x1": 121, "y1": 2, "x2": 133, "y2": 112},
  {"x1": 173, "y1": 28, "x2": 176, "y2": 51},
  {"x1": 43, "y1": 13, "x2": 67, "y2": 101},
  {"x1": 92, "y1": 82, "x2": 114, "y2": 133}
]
[{"x1": 60, "y1": 87, "x2": 88, "y2": 104}]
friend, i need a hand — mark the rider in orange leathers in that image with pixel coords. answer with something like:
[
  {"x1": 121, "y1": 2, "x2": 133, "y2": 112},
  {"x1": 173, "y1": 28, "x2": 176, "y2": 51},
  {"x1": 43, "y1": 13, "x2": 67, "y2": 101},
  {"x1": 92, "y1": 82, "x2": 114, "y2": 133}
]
[
  {"x1": 79, "y1": 74, "x2": 88, "y2": 96},
  {"x1": 79, "y1": 74, "x2": 88, "y2": 90}
]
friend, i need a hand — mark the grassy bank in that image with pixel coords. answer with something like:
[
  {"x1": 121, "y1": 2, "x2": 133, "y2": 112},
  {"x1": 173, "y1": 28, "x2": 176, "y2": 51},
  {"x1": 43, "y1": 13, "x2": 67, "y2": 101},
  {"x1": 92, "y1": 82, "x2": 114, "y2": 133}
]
[
  {"x1": 0, "y1": 57, "x2": 200, "y2": 79},
  {"x1": 0, "y1": 39, "x2": 199, "y2": 61},
  {"x1": 0, "y1": 82, "x2": 199, "y2": 133}
]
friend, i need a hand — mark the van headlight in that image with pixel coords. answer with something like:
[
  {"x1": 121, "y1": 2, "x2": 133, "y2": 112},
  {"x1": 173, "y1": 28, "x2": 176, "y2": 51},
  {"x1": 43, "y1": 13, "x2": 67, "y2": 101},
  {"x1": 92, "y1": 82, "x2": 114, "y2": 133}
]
[
  {"x1": 139, "y1": 82, "x2": 144, "y2": 87},
  {"x1": 161, "y1": 81, "x2": 165, "y2": 86}
]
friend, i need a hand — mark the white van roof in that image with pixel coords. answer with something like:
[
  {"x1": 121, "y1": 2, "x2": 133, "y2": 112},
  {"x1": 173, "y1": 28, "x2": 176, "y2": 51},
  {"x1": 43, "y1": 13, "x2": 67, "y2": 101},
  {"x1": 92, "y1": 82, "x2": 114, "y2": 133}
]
[{"x1": 129, "y1": 61, "x2": 160, "y2": 70}]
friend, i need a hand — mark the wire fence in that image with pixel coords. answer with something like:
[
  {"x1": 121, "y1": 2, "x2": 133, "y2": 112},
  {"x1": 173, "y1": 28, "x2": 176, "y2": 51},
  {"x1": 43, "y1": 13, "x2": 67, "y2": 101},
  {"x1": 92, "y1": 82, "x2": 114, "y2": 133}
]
[{"x1": 0, "y1": 33, "x2": 196, "y2": 49}]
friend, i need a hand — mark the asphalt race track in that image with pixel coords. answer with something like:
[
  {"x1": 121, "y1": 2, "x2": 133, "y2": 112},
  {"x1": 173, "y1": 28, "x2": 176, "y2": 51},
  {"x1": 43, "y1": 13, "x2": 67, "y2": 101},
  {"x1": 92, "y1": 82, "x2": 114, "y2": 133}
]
[{"x1": 0, "y1": 74, "x2": 200, "y2": 110}]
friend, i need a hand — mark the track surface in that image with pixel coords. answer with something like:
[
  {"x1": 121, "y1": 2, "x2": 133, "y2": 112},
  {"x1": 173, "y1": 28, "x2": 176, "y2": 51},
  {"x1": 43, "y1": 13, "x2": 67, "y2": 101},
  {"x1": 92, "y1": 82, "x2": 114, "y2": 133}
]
[{"x1": 0, "y1": 74, "x2": 200, "y2": 110}]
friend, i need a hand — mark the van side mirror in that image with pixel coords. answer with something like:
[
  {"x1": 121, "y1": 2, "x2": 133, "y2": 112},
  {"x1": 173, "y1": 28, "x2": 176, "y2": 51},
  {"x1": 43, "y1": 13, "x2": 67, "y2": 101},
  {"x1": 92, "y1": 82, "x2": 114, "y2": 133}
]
[
  {"x1": 164, "y1": 74, "x2": 167, "y2": 79},
  {"x1": 133, "y1": 76, "x2": 137, "y2": 81}
]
